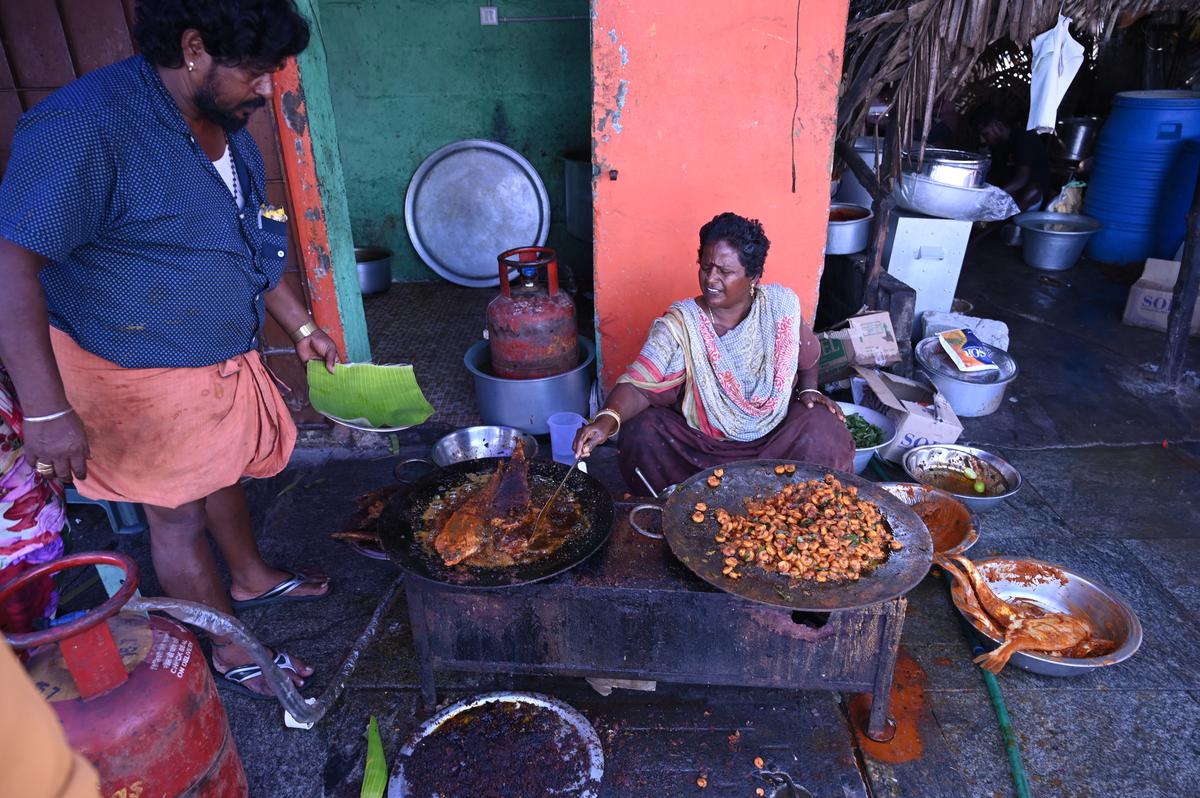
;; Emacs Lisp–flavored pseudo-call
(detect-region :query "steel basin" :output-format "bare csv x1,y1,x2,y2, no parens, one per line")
902,444,1022,512
464,336,594,435
948,557,1142,677
1013,212,1102,271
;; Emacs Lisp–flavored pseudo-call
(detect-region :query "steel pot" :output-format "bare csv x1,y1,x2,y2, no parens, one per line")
1054,116,1102,163
355,246,393,295
901,148,990,188
826,203,873,255
915,336,1017,417
464,336,595,435
902,444,1022,513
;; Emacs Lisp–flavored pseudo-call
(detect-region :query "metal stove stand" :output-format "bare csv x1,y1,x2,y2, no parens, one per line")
405,510,905,741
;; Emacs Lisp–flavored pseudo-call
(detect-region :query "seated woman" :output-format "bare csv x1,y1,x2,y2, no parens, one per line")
574,212,854,494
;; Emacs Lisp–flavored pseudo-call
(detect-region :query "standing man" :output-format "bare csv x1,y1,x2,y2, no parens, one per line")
0,0,335,696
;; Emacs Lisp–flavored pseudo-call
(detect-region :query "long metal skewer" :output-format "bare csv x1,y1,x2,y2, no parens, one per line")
533,456,580,532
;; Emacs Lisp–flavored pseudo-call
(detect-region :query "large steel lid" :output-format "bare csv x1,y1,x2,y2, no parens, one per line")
915,336,1019,385
405,139,550,287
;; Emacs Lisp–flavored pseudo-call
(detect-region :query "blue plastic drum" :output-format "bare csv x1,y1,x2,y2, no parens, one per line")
1083,91,1200,263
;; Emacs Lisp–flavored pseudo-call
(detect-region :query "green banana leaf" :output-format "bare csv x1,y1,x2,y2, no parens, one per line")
360,715,387,798
307,361,435,429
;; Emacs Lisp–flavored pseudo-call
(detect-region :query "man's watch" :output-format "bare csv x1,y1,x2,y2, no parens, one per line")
291,321,319,343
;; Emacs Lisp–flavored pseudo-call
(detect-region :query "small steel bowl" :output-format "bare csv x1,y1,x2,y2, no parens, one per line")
837,402,898,475
948,557,1142,677
902,444,1022,512
876,482,979,557
395,425,538,482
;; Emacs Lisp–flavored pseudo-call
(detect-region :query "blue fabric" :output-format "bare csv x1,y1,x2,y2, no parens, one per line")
0,56,288,368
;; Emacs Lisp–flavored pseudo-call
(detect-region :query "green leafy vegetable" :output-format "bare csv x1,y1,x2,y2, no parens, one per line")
845,413,884,449
361,716,386,798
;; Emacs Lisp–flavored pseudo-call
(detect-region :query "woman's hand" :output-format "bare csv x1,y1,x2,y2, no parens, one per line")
798,389,845,422
22,412,90,481
573,416,618,459
295,329,339,374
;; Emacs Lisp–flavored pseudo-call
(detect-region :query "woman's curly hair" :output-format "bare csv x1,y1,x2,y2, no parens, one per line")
134,0,310,71
698,212,771,278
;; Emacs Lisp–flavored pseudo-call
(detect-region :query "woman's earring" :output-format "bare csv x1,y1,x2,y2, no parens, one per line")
751,284,757,298
187,61,195,73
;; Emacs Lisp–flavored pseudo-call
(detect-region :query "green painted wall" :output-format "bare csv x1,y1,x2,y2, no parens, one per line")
318,0,592,282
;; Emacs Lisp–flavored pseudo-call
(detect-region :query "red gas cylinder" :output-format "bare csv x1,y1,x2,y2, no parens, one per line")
487,247,579,379
2,553,248,798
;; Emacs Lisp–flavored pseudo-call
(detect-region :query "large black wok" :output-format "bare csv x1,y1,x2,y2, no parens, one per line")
377,457,614,588
632,459,932,611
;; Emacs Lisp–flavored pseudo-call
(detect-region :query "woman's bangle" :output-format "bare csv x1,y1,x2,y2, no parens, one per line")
25,407,75,423
797,388,823,399
592,408,622,434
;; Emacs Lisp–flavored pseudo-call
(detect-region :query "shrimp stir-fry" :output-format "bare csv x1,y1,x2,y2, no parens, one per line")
712,474,900,582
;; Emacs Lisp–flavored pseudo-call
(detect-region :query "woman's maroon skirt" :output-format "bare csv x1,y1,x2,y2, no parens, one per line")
618,399,855,495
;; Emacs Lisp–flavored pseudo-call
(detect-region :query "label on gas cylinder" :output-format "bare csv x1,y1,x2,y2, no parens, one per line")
29,613,153,702
147,629,193,679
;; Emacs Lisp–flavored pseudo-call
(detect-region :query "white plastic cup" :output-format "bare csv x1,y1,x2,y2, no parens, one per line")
547,411,586,461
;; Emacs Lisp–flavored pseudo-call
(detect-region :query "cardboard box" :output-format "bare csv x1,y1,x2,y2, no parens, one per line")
818,312,901,382
1122,259,1200,337
855,367,963,463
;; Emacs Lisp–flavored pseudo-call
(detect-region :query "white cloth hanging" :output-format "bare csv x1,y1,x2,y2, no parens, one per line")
1028,14,1085,134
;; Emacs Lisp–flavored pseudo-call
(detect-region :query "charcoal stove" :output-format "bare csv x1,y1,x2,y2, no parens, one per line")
404,505,908,741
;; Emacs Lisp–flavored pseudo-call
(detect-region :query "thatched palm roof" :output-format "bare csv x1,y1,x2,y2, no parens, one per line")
839,0,1199,160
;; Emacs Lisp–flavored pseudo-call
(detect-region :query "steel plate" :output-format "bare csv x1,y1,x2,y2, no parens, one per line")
660,460,933,611
314,410,414,434
388,692,604,797
405,139,550,287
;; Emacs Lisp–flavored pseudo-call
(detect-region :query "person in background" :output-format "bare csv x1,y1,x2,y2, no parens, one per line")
0,366,65,636
970,103,1053,211
0,0,334,698
573,213,854,494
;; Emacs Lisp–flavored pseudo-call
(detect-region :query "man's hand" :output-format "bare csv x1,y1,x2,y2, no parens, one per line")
295,329,339,374
22,411,90,481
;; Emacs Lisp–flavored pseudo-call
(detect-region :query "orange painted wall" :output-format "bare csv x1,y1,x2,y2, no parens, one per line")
592,0,849,388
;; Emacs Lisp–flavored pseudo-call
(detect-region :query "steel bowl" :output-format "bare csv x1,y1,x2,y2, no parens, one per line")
948,557,1142,677
836,401,897,474
395,425,539,481
902,444,1022,512
876,482,979,557
901,148,991,188
915,336,1018,418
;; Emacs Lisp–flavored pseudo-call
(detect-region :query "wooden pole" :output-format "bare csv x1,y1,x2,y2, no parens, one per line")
862,126,899,308
1160,174,1200,385
834,138,883,203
